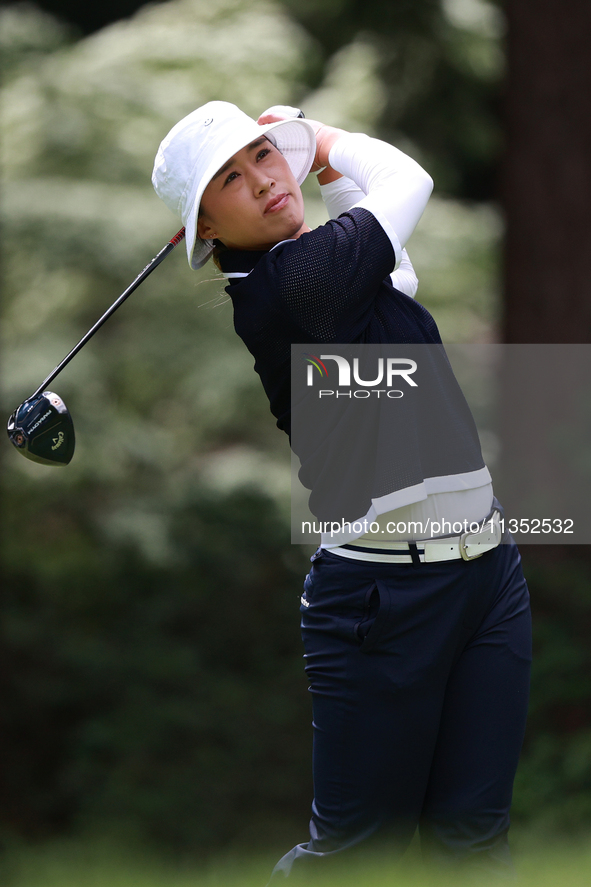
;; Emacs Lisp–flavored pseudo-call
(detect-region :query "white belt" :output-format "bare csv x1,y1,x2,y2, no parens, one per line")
325,511,503,564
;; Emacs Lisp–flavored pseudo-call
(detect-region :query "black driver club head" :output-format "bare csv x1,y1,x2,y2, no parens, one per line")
7,391,75,466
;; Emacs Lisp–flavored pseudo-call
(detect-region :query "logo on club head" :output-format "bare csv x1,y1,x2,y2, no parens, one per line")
51,431,65,451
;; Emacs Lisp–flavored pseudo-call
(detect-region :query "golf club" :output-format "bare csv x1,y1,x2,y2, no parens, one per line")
7,227,186,466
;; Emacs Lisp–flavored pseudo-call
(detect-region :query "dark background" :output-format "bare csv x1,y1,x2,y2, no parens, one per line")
6,0,151,35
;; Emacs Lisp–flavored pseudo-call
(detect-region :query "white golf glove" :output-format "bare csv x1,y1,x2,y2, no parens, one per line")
258,105,305,120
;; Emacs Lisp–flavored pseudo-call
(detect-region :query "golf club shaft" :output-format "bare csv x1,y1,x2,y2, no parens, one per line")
29,228,186,401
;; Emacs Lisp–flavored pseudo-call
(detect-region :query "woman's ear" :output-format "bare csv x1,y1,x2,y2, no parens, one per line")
197,215,217,240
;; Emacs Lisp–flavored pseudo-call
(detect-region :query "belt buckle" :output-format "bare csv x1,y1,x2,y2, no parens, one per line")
459,510,501,561
459,530,483,561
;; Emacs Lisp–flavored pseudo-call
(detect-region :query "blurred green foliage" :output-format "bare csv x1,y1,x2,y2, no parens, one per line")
1,1,316,849
1,0,590,860
278,0,505,198
1,480,312,848
2,834,591,886
512,553,591,840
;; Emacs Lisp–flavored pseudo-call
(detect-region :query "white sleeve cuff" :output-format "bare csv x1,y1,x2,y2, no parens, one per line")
389,248,419,297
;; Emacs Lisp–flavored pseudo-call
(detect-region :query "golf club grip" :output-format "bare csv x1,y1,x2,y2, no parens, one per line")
30,228,186,400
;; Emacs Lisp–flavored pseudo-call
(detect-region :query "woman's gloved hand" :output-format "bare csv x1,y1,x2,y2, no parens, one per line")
257,106,345,181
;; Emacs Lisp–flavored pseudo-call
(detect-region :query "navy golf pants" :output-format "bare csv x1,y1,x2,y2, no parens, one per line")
268,537,531,881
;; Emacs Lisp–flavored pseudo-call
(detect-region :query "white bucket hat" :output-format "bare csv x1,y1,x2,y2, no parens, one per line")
152,101,317,269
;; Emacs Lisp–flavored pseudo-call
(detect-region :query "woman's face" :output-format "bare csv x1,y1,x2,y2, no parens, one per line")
196,136,309,251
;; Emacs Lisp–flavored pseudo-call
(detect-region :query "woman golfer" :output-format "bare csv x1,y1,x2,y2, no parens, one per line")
152,102,531,881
